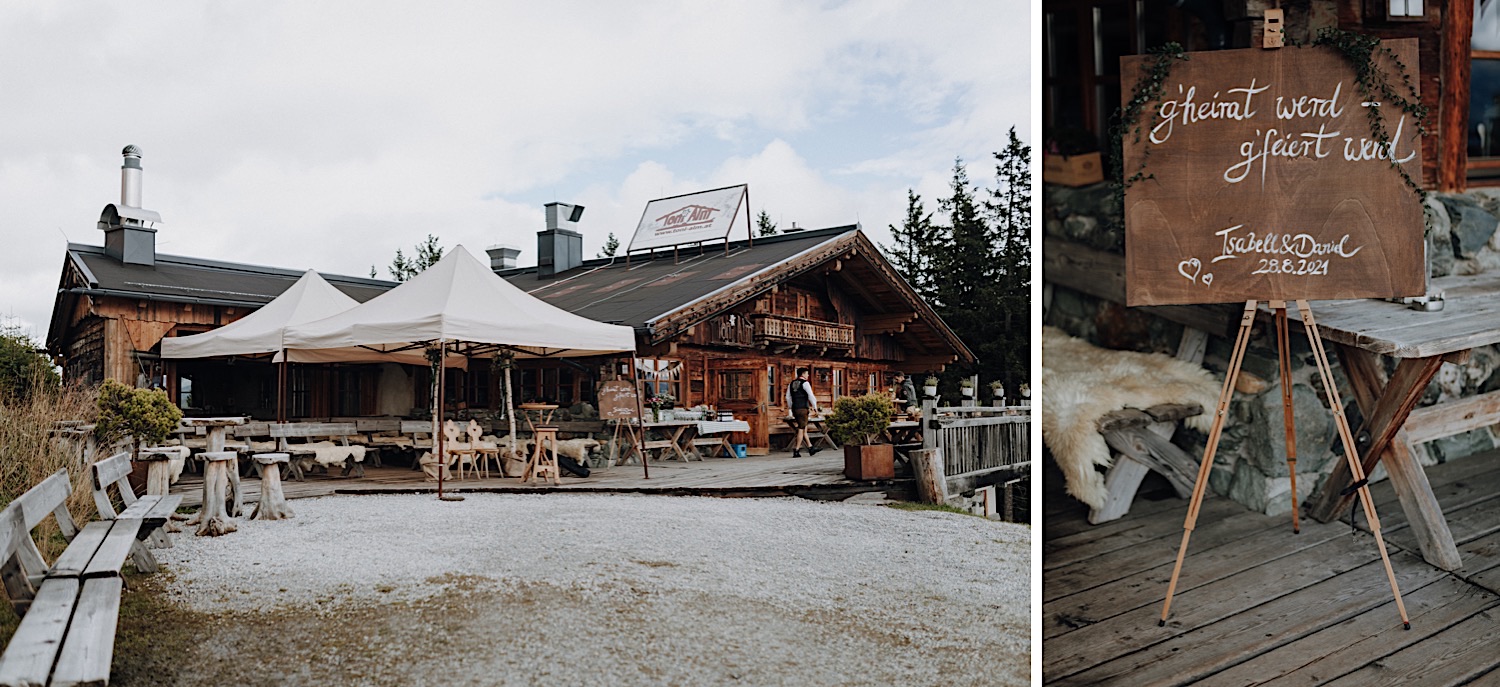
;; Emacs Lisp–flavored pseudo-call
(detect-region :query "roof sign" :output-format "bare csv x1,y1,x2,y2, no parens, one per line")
627,184,748,252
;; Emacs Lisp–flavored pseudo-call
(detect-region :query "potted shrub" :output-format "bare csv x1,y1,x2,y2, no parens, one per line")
826,394,895,480
922,376,939,398
96,380,183,494
990,380,1005,407
96,379,182,459
960,378,974,399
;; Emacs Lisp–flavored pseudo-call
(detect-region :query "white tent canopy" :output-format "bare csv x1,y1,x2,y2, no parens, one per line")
161,270,358,360
281,245,637,361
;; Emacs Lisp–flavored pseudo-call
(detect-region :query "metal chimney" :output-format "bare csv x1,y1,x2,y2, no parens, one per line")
486,244,522,271
121,144,143,207
537,202,584,277
99,145,161,267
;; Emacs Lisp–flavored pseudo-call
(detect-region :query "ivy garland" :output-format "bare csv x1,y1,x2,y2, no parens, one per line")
1110,30,1428,202
1309,28,1429,199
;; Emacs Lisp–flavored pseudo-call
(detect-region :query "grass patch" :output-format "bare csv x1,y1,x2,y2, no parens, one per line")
884,502,976,516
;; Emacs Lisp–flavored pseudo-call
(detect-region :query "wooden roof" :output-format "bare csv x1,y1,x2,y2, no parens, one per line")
500,227,974,364
48,227,974,365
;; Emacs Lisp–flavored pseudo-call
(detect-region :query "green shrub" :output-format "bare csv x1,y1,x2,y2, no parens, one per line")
96,380,182,457
0,326,59,402
825,394,895,446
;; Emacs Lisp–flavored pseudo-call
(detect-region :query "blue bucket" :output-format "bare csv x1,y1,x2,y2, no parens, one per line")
732,443,748,459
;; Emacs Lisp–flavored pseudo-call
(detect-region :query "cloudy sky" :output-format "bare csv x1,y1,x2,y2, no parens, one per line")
0,1,1029,340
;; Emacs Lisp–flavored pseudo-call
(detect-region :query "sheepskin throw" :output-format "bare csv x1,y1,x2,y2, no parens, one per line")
1042,326,1221,509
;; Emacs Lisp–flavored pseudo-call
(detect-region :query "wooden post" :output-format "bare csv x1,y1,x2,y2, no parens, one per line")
912,448,947,504
251,453,294,521
196,451,237,536
921,399,936,451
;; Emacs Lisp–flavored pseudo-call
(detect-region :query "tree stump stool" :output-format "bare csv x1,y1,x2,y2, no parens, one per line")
523,427,561,485
251,453,294,521
197,451,239,536
137,449,182,536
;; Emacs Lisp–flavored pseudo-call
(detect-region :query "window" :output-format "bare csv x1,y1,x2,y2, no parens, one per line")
768,364,777,404
832,368,843,401
720,371,755,401
1472,2,1500,182
1043,1,1204,159
637,358,682,403
518,365,577,405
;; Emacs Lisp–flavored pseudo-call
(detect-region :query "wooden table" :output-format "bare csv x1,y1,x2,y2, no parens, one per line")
885,420,923,446
181,417,247,518
1288,272,1500,571
780,416,838,450
641,421,699,462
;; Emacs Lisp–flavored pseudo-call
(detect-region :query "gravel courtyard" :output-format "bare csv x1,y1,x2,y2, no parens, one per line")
117,494,1029,686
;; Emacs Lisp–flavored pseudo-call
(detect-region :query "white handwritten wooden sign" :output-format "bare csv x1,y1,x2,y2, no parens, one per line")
1121,41,1424,306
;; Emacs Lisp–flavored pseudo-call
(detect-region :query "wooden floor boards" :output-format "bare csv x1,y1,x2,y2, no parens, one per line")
1044,450,1500,686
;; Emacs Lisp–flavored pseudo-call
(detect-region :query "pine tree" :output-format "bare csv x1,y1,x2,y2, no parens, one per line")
387,235,444,282
880,190,939,302
756,210,778,236
598,232,620,258
985,128,1033,398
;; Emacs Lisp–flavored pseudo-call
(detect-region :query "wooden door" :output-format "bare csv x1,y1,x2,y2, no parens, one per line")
711,362,771,454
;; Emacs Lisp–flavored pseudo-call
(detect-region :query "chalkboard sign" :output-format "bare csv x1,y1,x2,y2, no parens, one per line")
1120,41,1424,306
598,381,640,420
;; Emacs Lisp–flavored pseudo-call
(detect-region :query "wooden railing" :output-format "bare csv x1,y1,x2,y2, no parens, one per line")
750,314,855,347
921,402,1030,478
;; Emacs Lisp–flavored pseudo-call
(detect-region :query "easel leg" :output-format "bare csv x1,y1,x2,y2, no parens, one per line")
1160,301,1258,626
1273,302,1300,534
1298,300,1410,630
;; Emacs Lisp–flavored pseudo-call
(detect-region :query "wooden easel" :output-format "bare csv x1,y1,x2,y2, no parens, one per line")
1159,300,1410,630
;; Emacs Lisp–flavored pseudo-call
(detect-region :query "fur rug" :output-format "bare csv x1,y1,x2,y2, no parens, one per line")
1042,326,1221,509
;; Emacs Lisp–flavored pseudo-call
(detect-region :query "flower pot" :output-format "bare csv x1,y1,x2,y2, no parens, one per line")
843,444,895,480
961,387,973,398
922,385,937,397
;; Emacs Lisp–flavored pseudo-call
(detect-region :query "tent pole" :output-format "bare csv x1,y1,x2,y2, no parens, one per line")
277,357,287,424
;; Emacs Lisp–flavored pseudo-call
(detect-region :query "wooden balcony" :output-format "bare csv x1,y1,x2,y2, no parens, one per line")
750,314,855,347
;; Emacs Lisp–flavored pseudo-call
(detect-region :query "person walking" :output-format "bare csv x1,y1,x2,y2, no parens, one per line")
785,368,821,457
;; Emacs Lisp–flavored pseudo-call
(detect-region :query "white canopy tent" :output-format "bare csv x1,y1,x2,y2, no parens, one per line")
281,245,636,361
162,270,355,360
281,246,641,495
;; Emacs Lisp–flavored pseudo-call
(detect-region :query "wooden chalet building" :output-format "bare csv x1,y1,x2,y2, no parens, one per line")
48,148,973,452
495,221,974,451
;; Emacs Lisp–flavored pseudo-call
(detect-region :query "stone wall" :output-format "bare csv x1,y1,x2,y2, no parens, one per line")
1044,181,1500,515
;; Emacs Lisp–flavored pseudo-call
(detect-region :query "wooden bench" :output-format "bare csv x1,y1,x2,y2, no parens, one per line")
268,422,365,480
1090,403,1205,524
0,469,148,687
91,452,185,572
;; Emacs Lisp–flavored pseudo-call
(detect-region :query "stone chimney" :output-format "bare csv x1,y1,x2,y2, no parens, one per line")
486,244,522,271
98,145,162,267
537,202,584,277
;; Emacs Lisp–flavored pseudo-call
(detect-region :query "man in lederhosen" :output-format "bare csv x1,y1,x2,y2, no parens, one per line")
785,367,822,457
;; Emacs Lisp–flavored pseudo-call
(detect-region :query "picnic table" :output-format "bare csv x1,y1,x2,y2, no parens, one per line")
1285,271,1500,571
641,419,751,461
780,415,838,451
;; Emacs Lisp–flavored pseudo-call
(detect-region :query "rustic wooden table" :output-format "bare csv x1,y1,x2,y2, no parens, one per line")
1287,272,1500,571
181,416,247,518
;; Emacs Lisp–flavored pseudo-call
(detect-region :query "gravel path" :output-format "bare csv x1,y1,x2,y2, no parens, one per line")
143,494,1028,686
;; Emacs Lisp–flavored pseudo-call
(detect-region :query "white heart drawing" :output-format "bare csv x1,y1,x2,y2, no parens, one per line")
1202,273,1213,287
1178,258,1202,283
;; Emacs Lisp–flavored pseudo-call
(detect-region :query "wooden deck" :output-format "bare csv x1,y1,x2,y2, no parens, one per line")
171,451,915,508
1043,450,1500,686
